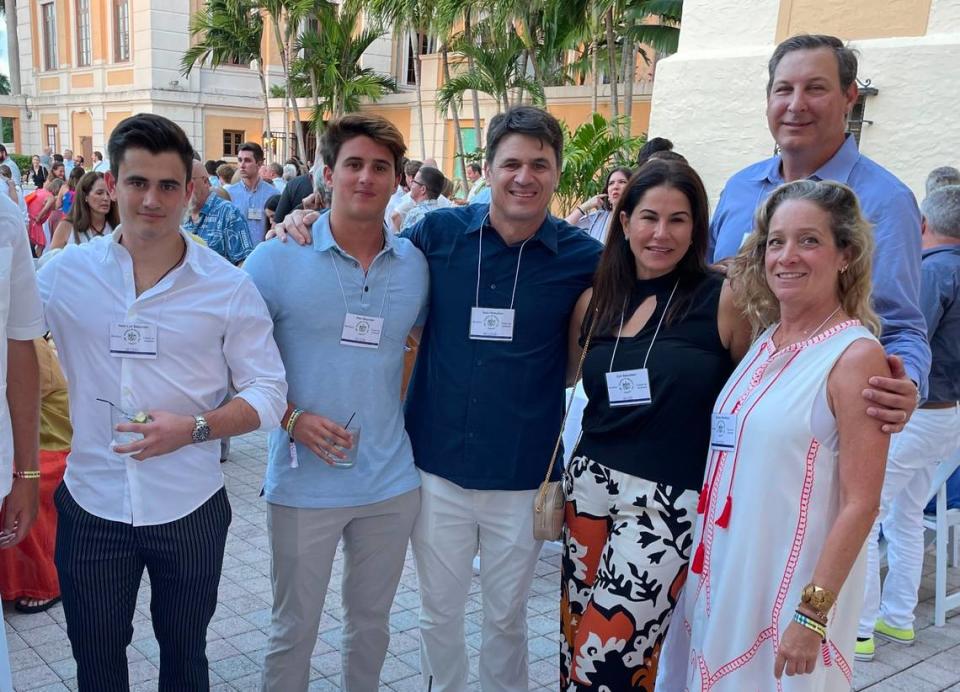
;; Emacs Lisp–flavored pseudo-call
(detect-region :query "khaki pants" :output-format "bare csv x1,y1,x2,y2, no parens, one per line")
261,489,420,692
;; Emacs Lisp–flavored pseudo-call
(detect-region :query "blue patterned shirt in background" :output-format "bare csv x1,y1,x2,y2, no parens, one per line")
183,193,254,265
400,199,445,233
226,178,277,245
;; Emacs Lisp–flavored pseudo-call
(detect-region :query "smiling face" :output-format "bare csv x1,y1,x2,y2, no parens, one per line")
766,48,858,166
620,184,694,280
106,147,192,241
606,170,630,207
764,198,849,307
486,133,559,229
323,134,399,224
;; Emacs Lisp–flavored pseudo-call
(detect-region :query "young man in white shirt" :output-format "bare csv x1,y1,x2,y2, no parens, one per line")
37,114,287,691
0,192,44,690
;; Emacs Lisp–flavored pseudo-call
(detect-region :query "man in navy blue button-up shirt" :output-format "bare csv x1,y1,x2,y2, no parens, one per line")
270,107,603,691
403,107,601,691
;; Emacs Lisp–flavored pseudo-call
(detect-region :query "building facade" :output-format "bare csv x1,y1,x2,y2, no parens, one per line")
648,0,960,204
0,1,655,183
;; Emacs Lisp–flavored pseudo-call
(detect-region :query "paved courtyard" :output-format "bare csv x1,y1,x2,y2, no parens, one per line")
4,431,960,691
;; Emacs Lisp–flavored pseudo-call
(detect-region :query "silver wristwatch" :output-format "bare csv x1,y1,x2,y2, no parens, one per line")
191,414,211,443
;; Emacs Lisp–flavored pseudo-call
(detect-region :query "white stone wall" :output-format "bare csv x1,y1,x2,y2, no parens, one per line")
649,0,960,206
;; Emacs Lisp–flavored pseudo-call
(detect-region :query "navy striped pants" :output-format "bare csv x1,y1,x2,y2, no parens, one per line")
54,483,231,691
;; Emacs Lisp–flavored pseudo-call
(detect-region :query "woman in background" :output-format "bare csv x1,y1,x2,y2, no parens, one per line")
0,337,71,613
566,166,633,243
49,171,119,250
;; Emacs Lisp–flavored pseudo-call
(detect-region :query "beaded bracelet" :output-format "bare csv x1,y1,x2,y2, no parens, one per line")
285,408,304,436
793,610,827,640
12,470,40,480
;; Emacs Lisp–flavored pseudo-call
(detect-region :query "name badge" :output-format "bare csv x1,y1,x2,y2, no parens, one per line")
109,323,158,359
605,368,652,407
340,313,384,348
469,307,515,342
710,413,738,450
248,207,263,221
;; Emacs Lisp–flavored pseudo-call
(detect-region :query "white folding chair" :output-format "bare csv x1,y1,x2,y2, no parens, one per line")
922,448,960,626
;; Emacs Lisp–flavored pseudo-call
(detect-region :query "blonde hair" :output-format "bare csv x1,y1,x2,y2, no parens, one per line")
729,179,880,336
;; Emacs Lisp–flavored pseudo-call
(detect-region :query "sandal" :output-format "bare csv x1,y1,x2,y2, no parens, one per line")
14,596,62,614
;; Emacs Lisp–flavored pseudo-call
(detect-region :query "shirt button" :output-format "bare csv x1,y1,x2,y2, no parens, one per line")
490,283,496,290
476,360,482,367
472,397,478,403
364,286,369,292
468,432,474,438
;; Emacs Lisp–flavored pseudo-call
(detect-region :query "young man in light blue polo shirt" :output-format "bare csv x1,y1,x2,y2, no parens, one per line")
244,114,428,692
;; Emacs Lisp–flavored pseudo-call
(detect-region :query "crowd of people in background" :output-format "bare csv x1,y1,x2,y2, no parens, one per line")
0,30,958,692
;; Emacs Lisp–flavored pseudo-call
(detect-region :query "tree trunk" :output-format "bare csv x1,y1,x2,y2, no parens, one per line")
591,40,598,112
5,0,21,95
441,45,468,185
283,44,306,161
604,8,619,129
623,42,636,133
463,9,482,151
516,50,529,106
410,32,427,158
258,67,273,163
271,13,304,161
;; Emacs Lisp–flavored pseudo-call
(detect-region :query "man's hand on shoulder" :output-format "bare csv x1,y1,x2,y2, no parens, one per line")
268,209,318,244
862,354,918,434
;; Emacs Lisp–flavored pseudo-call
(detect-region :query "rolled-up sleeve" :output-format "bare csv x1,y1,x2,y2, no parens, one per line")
871,188,931,396
223,275,287,429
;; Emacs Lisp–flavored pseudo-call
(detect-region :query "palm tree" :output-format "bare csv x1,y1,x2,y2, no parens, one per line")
182,0,271,154
620,0,682,130
259,0,319,161
365,0,435,157
0,73,10,96
1,0,21,95
293,1,398,123
436,28,544,115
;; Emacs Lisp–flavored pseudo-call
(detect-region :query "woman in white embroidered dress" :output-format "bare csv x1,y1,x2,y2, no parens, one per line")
659,179,891,691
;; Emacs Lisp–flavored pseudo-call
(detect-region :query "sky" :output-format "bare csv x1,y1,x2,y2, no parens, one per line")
0,22,9,77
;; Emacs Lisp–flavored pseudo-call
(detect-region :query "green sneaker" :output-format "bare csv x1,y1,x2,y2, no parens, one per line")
875,618,915,645
855,637,875,662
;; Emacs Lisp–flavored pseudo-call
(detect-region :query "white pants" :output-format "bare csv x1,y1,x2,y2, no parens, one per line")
412,471,543,692
859,406,960,636
261,489,420,692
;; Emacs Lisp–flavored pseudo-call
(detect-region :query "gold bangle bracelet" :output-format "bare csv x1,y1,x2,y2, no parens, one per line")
12,470,40,480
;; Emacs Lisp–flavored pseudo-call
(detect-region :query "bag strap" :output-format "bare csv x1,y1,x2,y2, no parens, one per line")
536,308,597,510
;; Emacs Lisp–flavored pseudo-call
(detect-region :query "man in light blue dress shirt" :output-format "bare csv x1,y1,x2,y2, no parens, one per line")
225,142,277,246
710,33,931,415
245,114,428,692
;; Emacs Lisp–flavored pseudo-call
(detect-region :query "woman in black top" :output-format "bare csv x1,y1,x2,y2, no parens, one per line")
30,155,49,188
559,160,752,690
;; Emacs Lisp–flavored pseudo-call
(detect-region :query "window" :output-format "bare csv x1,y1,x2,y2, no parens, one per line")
401,32,435,86
41,2,58,72
114,0,130,62
46,125,59,151
223,130,244,157
76,0,92,67
846,82,879,147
